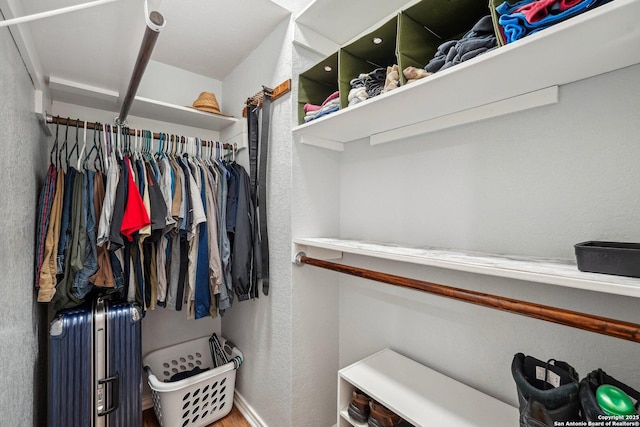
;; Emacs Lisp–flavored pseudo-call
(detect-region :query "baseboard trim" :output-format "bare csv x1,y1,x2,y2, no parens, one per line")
142,389,266,426
142,393,154,411
234,390,268,427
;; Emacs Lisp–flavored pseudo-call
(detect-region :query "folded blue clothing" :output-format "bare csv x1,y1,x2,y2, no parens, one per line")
305,104,340,122
497,0,605,43
425,16,497,73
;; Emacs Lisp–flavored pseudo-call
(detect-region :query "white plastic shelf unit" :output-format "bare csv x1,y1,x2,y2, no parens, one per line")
338,348,518,427
292,0,640,150
292,238,640,298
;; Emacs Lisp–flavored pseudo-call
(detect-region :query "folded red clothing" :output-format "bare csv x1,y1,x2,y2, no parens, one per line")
514,0,582,23
304,103,321,113
321,90,340,107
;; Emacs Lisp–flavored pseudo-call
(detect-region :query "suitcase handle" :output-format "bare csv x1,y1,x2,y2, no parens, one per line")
97,375,120,416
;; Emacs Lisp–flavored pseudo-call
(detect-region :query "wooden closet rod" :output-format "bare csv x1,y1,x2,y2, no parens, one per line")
295,254,640,344
115,10,165,125
46,115,234,149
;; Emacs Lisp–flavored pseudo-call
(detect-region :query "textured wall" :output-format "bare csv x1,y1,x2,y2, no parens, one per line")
220,14,298,427
337,64,640,406
0,22,49,427
290,45,342,427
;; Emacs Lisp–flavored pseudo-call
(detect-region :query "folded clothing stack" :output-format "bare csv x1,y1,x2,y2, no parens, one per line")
425,15,497,74
496,0,611,44
348,67,388,106
304,91,340,122
403,66,431,85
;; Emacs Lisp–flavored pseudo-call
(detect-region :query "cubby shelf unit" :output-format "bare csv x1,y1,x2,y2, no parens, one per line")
292,0,640,151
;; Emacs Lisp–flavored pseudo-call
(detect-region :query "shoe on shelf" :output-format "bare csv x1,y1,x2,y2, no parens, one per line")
348,389,371,423
368,400,411,427
511,353,581,427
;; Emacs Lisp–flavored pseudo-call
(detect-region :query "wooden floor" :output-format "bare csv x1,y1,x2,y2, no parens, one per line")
143,405,251,427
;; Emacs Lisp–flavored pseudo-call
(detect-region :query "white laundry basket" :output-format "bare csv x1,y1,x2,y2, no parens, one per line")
143,335,243,427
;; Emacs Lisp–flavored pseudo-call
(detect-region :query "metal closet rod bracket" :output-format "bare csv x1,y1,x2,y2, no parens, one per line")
294,252,306,266
295,253,640,344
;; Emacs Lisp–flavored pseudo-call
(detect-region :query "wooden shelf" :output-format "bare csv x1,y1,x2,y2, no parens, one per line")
293,0,640,150
338,348,518,427
293,238,640,298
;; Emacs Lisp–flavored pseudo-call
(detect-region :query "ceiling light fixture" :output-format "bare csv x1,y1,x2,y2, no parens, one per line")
372,37,383,44
324,66,333,72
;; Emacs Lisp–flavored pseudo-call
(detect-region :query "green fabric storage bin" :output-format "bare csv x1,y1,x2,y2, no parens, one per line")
489,0,511,46
297,0,495,118
297,52,339,125
338,16,399,109
398,0,491,83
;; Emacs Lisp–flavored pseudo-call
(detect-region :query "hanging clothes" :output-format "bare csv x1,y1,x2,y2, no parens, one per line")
34,120,265,319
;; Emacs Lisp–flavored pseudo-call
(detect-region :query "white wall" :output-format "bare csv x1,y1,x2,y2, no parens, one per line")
218,0,349,423
336,64,640,406
0,20,49,427
136,60,224,110
290,43,342,426
219,15,296,427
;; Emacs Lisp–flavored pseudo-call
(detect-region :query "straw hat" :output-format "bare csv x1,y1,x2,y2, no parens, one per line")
190,92,232,117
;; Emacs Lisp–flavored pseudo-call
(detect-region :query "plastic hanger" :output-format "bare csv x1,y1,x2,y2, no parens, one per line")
82,124,95,171
147,130,155,163
50,116,60,168
116,125,123,159
67,119,80,169
156,131,164,158
169,134,176,158
58,118,69,170
180,135,186,157
102,123,111,170
133,128,140,161
77,120,88,171
214,141,230,179
82,123,102,172
93,124,104,172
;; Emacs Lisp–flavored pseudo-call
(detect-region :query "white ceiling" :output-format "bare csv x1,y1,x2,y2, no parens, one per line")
21,0,291,95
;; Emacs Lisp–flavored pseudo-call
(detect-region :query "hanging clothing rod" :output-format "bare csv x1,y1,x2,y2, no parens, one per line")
45,115,234,149
115,9,165,125
295,254,640,344
0,0,123,28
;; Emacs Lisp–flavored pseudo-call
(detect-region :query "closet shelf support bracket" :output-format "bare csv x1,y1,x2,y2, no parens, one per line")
292,246,342,264
297,134,344,151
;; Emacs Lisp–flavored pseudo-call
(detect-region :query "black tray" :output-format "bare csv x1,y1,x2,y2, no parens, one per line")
574,241,640,278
